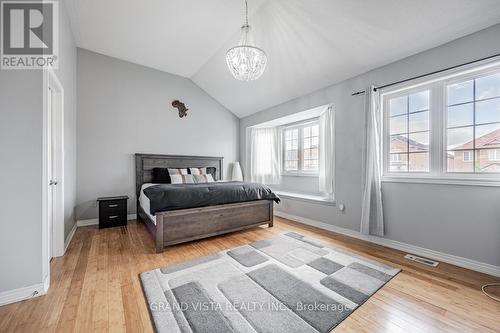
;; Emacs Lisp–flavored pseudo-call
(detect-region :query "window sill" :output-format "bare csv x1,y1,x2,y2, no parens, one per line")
281,173,319,178
274,191,335,205
382,175,500,187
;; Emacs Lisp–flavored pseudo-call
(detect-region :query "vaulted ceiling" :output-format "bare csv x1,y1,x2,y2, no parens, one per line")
66,0,500,118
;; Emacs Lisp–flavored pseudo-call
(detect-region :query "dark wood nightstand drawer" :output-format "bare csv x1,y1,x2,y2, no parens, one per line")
100,213,127,227
97,196,129,229
100,199,126,213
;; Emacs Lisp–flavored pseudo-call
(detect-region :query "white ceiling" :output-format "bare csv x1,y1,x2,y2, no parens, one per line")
66,0,500,118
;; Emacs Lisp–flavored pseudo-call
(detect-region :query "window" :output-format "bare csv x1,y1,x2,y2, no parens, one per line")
489,149,500,161
284,128,299,171
446,73,500,173
282,120,319,174
388,90,430,172
463,151,473,162
382,62,500,180
390,152,401,162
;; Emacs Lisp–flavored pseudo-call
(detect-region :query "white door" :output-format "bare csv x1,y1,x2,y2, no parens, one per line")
43,70,65,293
47,86,57,259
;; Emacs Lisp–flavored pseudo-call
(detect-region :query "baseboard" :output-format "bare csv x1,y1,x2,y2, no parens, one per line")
43,274,50,293
64,222,77,253
76,218,98,227
274,210,500,278
77,214,137,227
0,281,47,306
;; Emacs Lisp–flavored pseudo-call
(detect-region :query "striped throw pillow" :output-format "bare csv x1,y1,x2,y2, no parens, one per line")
170,174,195,184
189,167,207,175
193,174,214,183
168,168,188,175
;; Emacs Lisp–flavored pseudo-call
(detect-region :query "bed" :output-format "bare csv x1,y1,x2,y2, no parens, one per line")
135,153,278,252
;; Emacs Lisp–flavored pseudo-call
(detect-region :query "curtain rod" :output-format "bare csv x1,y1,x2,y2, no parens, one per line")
351,52,500,96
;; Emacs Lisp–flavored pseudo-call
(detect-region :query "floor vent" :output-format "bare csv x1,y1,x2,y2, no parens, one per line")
404,254,439,267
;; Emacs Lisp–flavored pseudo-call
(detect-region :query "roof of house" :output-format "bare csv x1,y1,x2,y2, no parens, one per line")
391,135,429,150
452,128,500,150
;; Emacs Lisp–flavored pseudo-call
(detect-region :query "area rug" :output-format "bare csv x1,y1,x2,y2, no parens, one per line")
140,232,400,333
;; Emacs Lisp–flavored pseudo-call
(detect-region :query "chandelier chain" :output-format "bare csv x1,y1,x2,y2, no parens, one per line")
244,0,248,27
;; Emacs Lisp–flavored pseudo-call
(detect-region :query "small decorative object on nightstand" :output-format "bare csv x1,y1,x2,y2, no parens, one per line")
97,196,129,229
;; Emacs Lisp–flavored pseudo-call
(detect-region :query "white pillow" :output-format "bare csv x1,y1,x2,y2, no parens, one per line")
193,174,214,183
170,174,195,184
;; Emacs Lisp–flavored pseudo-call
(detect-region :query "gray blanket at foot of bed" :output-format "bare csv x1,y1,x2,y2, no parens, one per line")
143,181,280,214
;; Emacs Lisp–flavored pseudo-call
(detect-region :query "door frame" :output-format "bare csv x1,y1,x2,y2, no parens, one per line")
42,68,65,291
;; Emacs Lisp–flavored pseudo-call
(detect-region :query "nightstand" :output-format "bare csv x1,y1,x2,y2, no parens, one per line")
97,196,129,229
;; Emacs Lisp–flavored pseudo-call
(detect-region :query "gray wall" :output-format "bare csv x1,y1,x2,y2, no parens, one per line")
271,176,320,196
0,1,77,293
76,49,239,220
240,24,500,267
0,71,44,293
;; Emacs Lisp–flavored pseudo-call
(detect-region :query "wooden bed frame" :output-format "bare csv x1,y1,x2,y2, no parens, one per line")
135,154,274,252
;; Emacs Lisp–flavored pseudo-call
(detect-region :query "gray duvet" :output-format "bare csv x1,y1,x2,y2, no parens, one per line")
143,181,280,214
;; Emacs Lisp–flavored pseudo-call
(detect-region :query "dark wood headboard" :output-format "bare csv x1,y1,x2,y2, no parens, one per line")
134,153,223,197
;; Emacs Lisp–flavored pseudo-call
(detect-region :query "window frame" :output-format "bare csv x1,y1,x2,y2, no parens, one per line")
281,118,320,177
381,59,500,186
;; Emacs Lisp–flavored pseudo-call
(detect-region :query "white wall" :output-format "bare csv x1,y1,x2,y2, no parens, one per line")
240,24,500,267
0,0,77,293
76,49,240,220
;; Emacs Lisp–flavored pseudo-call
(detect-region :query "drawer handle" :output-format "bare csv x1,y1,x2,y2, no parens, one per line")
108,215,118,219
108,204,119,208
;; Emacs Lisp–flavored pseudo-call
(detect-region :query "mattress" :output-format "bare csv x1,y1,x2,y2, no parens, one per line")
139,183,157,224
139,182,231,224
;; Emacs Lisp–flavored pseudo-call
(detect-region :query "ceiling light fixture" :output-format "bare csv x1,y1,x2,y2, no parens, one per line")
226,0,267,81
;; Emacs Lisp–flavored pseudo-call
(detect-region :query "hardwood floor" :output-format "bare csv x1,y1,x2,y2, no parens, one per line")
1,217,499,332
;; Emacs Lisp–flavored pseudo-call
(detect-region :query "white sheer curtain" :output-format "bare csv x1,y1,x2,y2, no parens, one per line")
319,105,334,199
360,86,384,236
249,127,280,184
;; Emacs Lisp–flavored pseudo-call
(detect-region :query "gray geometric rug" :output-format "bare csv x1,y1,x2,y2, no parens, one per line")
140,232,400,333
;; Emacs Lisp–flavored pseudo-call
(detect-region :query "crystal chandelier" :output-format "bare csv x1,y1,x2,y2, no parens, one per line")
226,0,267,81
